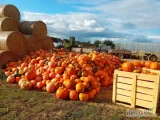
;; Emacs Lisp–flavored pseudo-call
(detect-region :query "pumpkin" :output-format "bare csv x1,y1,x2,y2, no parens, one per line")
87,91,94,100
133,61,141,67
46,82,56,93
20,81,32,89
18,78,28,86
63,79,76,90
55,67,64,74
56,87,69,100
25,70,36,80
95,87,100,94
7,75,15,83
101,78,109,87
66,66,76,76
36,82,44,89
150,62,160,70
79,93,89,102
75,83,85,93
83,81,89,89
69,90,79,101
145,61,153,68
122,62,134,72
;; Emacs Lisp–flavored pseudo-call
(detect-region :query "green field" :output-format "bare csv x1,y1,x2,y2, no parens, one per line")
1,79,159,120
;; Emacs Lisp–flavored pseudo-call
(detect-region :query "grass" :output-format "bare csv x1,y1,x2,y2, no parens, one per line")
0,79,159,120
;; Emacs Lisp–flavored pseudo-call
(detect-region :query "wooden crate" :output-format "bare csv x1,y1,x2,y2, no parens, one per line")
112,70,160,114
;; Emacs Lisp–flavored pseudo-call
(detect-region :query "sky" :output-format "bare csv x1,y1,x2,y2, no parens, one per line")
1,0,160,44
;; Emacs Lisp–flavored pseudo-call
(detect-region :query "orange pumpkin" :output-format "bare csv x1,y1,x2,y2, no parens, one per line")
122,62,134,72
79,93,89,102
25,70,36,80
63,79,76,90
133,61,141,67
69,90,79,101
55,67,64,74
87,91,94,100
46,82,56,93
56,87,69,100
66,66,76,76
75,83,85,93
145,61,153,68
101,78,109,87
7,75,15,83
150,62,160,70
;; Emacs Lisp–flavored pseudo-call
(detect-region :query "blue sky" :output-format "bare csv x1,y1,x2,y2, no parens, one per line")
1,0,160,43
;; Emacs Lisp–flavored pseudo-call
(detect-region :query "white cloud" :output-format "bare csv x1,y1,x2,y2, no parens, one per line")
84,20,96,27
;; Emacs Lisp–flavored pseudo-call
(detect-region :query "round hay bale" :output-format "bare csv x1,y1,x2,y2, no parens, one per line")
0,50,18,68
0,17,19,31
0,31,28,57
0,4,20,21
24,35,43,52
19,21,47,38
42,36,54,50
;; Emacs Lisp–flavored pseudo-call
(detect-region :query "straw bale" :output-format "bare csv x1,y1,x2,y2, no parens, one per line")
0,50,18,68
0,31,28,57
24,35,43,52
42,36,54,50
0,17,19,31
19,21,47,38
0,4,20,21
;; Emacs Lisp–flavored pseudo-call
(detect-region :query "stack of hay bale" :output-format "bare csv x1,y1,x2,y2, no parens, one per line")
19,20,54,52
0,4,54,68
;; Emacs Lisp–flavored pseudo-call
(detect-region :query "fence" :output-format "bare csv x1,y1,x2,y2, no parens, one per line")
115,42,160,52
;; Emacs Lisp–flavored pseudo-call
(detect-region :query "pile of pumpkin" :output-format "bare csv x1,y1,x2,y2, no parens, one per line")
2,49,121,101
120,60,160,75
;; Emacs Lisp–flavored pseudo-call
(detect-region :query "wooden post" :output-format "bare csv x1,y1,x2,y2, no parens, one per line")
131,75,137,108
152,76,160,114
112,74,117,103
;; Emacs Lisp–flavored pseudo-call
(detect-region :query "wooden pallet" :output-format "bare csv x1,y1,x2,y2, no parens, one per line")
112,70,160,114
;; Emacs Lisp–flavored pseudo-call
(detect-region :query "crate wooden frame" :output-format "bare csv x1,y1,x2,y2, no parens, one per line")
112,70,160,114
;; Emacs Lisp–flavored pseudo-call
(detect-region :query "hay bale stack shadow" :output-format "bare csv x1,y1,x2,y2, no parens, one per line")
0,50,18,68
24,35,43,52
42,36,54,50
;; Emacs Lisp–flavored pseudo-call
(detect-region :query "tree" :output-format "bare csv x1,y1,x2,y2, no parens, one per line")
94,40,101,47
103,40,115,49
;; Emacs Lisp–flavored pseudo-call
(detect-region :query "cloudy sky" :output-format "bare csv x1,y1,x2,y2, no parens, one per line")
1,0,160,43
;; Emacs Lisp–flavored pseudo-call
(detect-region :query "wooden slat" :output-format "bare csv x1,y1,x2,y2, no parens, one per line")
152,76,160,114
112,74,117,103
136,93,153,101
117,83,132,90
136,99,153,108
116,94,131,103
116,103,131,108
131,75,137,108
114,70,134,78
117,88,132,97
117,77,132,84
115,70,158,82
137,80,154,89
137,74,159,82
137,87,153,95
143,68,160,75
